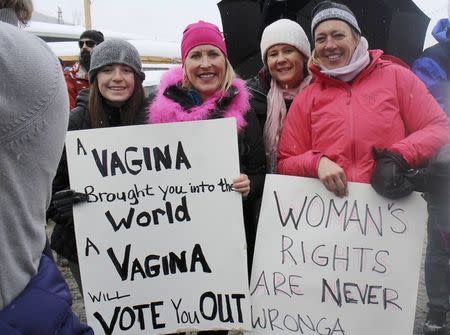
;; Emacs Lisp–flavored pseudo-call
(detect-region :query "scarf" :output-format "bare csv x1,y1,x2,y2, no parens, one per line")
264,76,311,172
148,67,250,132
320,37,370,82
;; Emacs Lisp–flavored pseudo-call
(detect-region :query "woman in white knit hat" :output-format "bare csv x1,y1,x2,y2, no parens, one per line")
247,18,312,173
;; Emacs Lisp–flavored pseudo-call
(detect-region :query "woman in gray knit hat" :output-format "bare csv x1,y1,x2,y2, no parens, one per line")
49,39,149,291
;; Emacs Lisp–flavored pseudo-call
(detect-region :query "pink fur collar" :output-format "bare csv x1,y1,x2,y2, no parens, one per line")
147,66,250,132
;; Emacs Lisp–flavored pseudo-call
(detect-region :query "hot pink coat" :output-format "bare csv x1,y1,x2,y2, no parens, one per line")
278,50,450,183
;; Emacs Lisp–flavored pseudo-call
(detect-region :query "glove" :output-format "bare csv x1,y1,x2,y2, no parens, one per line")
51,189,88,220
75,88,89,108
371,148,414,199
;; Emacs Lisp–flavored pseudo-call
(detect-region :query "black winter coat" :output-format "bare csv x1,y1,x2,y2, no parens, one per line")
246,68,270,132
49,90,149,262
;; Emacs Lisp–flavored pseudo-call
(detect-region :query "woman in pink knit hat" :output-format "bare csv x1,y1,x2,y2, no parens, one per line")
148,20,265,200
147,22,266,330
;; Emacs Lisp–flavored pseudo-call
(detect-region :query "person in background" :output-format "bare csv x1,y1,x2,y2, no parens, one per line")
0,0,92,333
65,29,104,109
247,18,311,173
412,16,449,113
147,20,266,312
278,1,449,200
412,9,450,335
49,39,149,292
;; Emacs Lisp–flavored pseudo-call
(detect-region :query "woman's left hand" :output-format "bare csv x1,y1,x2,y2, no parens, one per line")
233,174,251,197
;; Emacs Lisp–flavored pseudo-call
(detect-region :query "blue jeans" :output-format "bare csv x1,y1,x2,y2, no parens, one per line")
425,202,450,312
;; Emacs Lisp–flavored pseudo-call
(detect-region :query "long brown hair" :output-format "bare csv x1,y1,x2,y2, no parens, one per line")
88,72,144,128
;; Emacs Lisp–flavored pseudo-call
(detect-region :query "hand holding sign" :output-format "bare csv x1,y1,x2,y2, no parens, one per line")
317,156,348,198
232,173,251,197
51,189,88,219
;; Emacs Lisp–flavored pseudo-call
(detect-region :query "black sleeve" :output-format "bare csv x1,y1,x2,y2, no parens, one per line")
239,109,267,200
146,85,159,103
247,76,268,131
238,108,267,274
47,109,85,224
68,104,89,130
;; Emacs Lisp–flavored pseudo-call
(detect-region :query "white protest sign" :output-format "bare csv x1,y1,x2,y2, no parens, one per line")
250,174,426,334
65,118,251,334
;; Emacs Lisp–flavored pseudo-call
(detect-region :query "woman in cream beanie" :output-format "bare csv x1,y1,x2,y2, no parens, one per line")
248,18,312,173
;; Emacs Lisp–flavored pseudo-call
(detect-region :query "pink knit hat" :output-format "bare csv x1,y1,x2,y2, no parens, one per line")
181,21,227,63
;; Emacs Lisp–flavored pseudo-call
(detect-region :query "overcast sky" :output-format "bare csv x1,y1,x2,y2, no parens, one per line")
32,0,448,47
32,0,222,42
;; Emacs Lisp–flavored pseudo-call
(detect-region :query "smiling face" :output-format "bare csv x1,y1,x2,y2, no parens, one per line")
184,44,226,100
266,43,305,88
97,64,135,105
314,20,359,70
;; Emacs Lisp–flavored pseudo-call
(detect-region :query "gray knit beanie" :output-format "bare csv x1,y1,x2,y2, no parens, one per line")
260,19,311,66
311,1,361,37
88,39,145,83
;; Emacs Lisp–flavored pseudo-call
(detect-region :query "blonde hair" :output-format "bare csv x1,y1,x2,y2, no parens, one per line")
0,0,33,24
182,57,235,93
308,49,320,67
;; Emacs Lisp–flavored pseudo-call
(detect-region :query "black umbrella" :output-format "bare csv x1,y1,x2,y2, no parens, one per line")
217,0,430,79
217,0,263,79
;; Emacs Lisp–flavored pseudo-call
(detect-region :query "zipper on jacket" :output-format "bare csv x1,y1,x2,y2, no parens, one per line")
347,86,356,181
346,86,351,105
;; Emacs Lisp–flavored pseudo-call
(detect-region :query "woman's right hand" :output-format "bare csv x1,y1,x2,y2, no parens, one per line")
317,156,348,197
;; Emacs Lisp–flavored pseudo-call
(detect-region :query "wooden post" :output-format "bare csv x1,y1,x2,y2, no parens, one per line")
84,0,92,29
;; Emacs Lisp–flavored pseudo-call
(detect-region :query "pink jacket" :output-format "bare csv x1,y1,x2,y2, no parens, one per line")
278,50,450,183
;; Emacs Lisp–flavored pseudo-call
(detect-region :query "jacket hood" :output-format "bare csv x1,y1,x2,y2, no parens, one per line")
147,66,250,131
0,21,69,309
432,18,450,44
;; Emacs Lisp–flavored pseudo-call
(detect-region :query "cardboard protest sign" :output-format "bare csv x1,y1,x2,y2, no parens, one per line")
65,118,251,334
250,174,426,334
